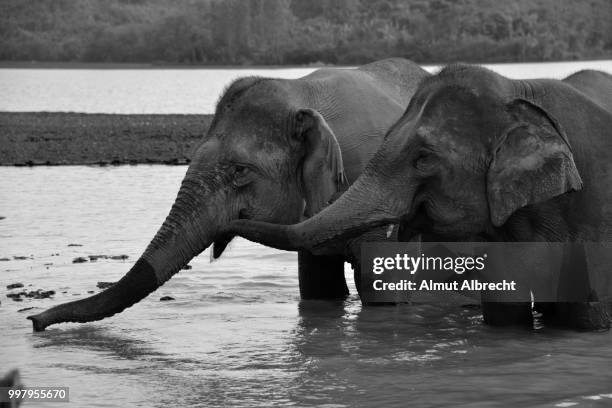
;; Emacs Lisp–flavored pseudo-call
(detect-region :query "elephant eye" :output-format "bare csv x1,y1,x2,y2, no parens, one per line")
414,149,437,171
232,164,253,187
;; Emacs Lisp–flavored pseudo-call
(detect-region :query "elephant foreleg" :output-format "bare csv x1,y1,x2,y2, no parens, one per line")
481,302,534,327
537,302,611,331
298,250,348,299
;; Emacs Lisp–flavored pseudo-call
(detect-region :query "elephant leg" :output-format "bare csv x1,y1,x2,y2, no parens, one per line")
539,302,611,331
298,250,348,300
352,262,362,297
481,302,533,327
545,246,612,330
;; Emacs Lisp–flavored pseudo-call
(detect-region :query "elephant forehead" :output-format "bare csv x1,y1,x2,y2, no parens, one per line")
418,122,477,151
214,107,290,143
221,132,290,163
195,132,289,166
411,121,488,173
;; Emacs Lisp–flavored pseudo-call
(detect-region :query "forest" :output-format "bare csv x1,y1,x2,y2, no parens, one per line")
1,0,611,65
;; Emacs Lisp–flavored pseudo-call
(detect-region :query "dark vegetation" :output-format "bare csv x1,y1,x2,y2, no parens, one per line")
1,0,610,65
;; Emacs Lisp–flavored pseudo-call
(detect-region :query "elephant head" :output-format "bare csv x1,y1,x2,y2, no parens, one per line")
28,77,346,331
225,65,583,253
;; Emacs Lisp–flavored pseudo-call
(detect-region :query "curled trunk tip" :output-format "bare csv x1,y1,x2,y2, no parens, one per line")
27,315,45,332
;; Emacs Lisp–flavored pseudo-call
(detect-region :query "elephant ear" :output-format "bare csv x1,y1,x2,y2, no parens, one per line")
486,99,583,227
295,108,347,217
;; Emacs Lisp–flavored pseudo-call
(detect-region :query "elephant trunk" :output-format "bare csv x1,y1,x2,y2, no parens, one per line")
28,177,218,331
228,174,401,254
28,258,160,331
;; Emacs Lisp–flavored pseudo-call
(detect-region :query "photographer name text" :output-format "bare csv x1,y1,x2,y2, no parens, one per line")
373,279,516,291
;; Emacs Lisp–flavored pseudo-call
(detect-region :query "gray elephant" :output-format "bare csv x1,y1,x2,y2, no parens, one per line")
222,65,612,330
563,69,612,111
28,58,429,331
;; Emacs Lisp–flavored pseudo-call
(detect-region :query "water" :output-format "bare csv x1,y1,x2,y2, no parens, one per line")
1,60,611,114
1,167,611,407
2,62,612,406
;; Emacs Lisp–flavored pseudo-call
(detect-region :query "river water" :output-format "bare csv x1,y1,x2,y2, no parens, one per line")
1,60,611,114
1,63,612,407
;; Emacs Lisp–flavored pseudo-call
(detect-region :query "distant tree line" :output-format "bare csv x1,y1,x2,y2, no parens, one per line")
1,0,610,65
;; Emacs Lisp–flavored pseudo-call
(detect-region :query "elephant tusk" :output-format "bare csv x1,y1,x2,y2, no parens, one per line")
210,243,217,263
386,224,394,238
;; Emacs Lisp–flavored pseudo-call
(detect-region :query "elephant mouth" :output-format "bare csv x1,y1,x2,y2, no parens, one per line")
211,210,250,260
397,202,432,241
398,203,487,242
211,236,233,260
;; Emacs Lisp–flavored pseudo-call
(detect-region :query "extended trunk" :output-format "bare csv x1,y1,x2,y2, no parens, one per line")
227,175,401,254
28,177,217,331
28,258,160,331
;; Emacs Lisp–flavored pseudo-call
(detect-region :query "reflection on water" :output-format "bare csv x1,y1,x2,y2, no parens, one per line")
1,166,612,407
1,60,611,114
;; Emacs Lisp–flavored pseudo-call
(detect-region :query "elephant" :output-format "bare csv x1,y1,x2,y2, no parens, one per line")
28,58,430,331
563,69,612,111
221,64,612,330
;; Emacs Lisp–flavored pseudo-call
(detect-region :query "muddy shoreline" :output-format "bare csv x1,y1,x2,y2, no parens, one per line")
0,112,213,166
